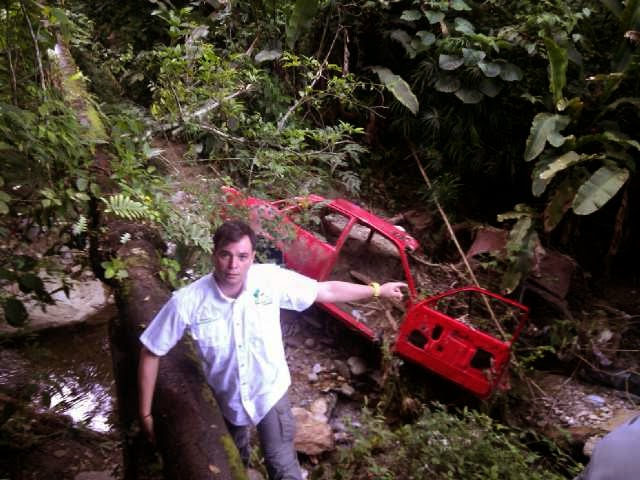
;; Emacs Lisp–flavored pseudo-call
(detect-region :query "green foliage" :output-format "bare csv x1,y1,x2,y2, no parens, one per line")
158,256,185,290
520,1,640,233
495,206,539,294
372,67,419,114
316,404,576,480
101,193,158,221
100,257,129,281
0,254,59,327
142,13,370,197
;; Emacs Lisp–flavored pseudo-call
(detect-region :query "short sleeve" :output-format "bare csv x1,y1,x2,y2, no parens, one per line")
276,266,319,312
139,294,188,355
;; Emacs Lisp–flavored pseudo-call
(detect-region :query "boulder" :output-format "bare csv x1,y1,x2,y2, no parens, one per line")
292,405,335,455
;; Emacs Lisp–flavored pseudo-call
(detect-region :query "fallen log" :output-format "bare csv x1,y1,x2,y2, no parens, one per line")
91,157,245,480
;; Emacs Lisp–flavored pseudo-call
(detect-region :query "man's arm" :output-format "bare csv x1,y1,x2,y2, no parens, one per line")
316,280,407,303
138,346,160,443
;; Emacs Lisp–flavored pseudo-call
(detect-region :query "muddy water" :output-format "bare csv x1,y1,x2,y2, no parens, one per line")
0,323,116,432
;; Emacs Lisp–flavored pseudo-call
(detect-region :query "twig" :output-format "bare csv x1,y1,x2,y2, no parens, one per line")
408,251,441,267
385,310,398,331
20,0,45,90
155,84,254,133
5,1,18,104
198,124,246,144
410,146,507,340
277,26,342,131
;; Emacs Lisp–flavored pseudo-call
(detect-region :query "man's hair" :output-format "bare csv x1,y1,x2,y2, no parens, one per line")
213,220,257,251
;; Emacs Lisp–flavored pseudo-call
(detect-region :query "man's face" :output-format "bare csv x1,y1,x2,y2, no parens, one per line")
213,235,255,294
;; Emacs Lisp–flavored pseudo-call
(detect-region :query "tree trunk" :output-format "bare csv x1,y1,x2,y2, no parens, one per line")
90,159,246,480
51,36,246,479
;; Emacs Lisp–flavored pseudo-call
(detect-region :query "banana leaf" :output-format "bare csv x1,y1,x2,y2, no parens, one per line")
572,164,629,215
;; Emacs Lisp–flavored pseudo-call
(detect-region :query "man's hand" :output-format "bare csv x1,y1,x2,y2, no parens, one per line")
140,413,156,444
379,281,408,301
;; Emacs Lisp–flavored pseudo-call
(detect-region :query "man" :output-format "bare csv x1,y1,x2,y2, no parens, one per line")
574,413,640,480
138,220,406,480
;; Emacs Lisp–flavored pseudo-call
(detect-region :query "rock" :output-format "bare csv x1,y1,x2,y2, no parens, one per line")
247,468,265,480
583,435,602,457
0,274,116,336
526,373,639,455
339,383,356,398
285,336,303,348
304,338,316,349
586,394,606,407
307,372,318,383
74,470,116,480
333,359,351,380
347,356,367,376
292,407,334,455
309,397,329,422
54,449,67,458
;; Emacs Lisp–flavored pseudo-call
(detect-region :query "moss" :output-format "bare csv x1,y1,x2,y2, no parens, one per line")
221,433,249,480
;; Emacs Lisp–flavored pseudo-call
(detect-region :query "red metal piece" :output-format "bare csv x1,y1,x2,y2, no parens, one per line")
222,187,529,397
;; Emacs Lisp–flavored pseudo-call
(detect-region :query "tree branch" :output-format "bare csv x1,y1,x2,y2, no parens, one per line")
277,26,343,131
154,84,254,134
410,146,507,339
19,0,45,91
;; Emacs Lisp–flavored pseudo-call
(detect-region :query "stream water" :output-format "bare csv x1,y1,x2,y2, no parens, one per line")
0,323,116,432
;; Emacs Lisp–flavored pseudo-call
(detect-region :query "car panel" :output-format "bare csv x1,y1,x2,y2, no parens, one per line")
222,187,528,397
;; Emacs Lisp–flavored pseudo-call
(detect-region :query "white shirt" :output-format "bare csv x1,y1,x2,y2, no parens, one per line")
140,263,318,426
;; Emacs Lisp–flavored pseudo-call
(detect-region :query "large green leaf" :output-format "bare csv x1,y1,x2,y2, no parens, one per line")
439,54,464,70
572,165,630,215
478,61,501,78
454,17,475,34
3,297,28,327
434,74,461,93
454,88,483,104
524,113,571,162
499,63,523,82
391,30,417,58
254,49,282,63
479,78,502,97
18,273,45,294
416,31,436,47
451,0,472,11
401,10,422,21
544,174,583,232
425,10,445,24
543,37,569,108
372,67,419,114
462,48,486,66
531,151,582,197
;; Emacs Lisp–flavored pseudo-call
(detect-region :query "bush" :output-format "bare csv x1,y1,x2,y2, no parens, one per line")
316,404,577,480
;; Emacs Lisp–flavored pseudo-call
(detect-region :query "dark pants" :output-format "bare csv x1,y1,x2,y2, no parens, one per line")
225,393,302,480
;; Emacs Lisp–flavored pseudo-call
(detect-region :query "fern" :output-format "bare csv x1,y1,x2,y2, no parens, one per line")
72,215,88,235
101,194,151,220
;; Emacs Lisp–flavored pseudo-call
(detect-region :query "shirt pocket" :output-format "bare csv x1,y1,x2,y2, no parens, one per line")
190,317,230,348
248,304,279,338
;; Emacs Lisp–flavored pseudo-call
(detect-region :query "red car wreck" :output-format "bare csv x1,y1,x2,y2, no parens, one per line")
223,187,529,398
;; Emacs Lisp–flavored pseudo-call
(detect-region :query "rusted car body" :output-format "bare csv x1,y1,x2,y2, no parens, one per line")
223,187,529,398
